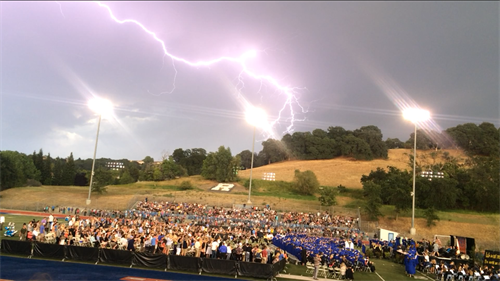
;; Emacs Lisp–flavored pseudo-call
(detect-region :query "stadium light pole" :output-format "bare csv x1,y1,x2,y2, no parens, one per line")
403,108,430,235
245,107,267,205
86,98,113,205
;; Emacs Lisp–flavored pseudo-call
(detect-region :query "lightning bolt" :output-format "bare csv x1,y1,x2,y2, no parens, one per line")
94,1,307,138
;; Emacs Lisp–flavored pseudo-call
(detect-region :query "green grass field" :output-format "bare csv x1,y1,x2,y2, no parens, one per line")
280,258,432,281
0,214,43,240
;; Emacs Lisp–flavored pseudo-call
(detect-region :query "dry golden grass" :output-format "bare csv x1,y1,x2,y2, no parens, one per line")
238,149,467,188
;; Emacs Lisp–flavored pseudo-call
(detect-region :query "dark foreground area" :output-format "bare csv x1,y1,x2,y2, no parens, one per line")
0,255,238,281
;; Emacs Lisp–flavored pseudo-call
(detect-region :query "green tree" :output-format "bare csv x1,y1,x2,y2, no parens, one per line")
261,139,289,164
61,153,76,185
327,126,349,142
91,167,113,194
152,166,164,181
139,156,155,181
172,148,186,165
406,129,436,150
201,146,239,182
353,125,388,158
415,176,459,210
32,149,44,182
319,186,337,206
119,170,135,184
237,150,254,169
446,122,500,156
385,138,405,149
293,170,319,195
143,156,155,165
2,150,40,186
184,148,207,175
126,161,141,181
0,151,18,190
465,155,500,212
42,153,53,185
161,157,187,180
340,135,373,160
362,181,383,221
361,166,412,219
52,157,65,185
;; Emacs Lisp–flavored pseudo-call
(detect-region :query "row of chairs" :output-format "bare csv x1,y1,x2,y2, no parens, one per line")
305,262,370,279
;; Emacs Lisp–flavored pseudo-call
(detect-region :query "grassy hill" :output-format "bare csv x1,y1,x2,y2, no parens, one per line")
238,148,467,188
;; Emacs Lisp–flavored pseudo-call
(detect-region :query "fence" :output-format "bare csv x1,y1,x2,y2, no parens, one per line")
0,240,286,280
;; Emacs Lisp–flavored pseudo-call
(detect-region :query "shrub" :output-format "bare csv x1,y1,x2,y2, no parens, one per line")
25,179,42,187
179,180,194,190
293,170,319,196
424,207,440,227
319,186,337,206
337,184,347,193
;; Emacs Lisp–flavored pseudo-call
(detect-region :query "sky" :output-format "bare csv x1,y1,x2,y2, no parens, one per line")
1,1,498,161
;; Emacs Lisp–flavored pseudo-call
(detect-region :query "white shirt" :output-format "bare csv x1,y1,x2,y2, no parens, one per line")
212,241,219,251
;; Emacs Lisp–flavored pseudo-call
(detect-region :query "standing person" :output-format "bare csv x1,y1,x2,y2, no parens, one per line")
211,239,219,259
219,242,227,259
206,239,213,258
301,246,307,265
313,252,321,280
194,238,201,257
262,245,268,264
48,213,54,230
19,223,27,241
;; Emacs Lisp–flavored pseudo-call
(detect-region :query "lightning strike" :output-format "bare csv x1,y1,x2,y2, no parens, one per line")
94,1,306,137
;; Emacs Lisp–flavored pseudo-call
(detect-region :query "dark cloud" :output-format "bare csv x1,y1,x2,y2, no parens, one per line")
1,2,498,160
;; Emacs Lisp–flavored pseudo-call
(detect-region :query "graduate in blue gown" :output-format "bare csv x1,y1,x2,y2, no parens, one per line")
405,244,418,278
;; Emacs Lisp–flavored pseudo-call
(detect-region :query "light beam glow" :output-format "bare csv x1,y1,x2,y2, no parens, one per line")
403,108,431,124
88,97,114,119
245,106,268,128
94,1,306,137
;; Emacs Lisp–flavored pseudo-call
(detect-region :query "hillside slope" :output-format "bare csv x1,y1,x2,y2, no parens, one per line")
238,149,466,188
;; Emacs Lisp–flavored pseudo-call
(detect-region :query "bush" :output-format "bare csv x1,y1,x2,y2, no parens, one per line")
293,170,319,196
424,207,440,227
337,184,347,193
25,179,42,187
179,180,194,190
319,186,337,206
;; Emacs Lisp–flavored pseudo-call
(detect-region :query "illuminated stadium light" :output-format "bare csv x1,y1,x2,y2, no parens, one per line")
245,106,267,205
403,107,431,236
86,98,114,205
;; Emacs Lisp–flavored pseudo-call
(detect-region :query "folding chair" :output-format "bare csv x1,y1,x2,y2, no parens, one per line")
354,261,362,272
306,263,315,274
318,265,328,278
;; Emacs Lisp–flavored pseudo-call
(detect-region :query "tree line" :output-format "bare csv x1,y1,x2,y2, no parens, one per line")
361,152,499,216
1,122,498,204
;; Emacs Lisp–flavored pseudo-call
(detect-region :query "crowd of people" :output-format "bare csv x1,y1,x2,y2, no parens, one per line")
16,200,358,266
366,236,499,280
14,200,498,280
